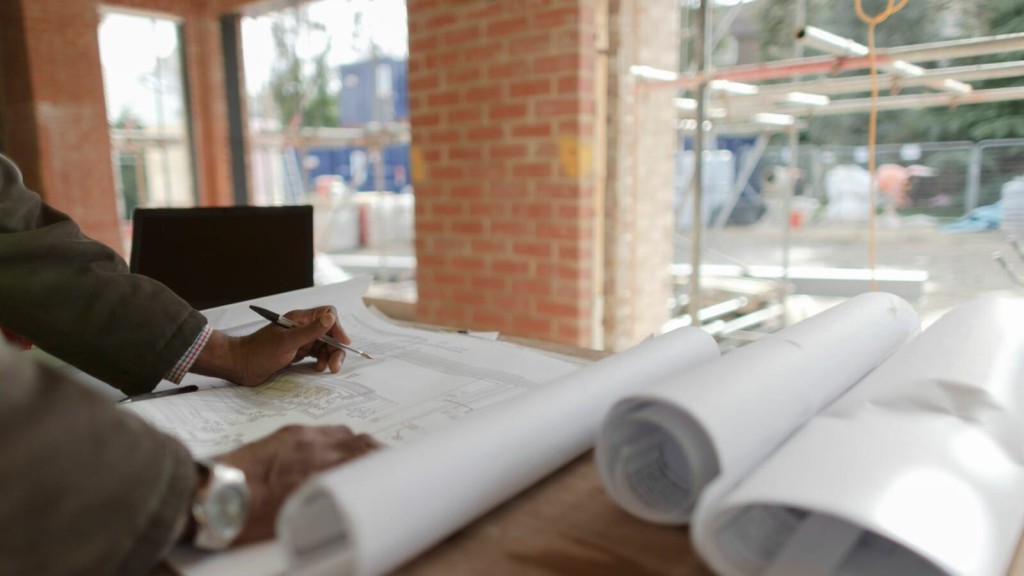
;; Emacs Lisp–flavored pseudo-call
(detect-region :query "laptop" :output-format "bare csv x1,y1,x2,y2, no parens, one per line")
129,206,314,310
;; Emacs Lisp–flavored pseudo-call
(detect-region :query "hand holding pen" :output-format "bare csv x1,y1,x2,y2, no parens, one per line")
250,305,372,360
119,307,370,403
142,305,369,391
190,305,365,387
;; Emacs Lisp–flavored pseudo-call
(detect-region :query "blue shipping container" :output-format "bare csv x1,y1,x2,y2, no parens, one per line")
338,57,408,126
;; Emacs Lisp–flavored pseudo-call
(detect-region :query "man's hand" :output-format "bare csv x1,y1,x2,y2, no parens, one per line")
215,425,381,545
192,306,352,387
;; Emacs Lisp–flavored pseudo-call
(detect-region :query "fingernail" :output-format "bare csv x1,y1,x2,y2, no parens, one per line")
319,312,335,328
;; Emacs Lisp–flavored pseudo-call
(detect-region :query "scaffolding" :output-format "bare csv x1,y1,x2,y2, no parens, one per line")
631,5,1024,332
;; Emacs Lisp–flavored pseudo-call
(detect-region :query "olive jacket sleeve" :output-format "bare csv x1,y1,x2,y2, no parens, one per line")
0,340,197,576
0,153,207,395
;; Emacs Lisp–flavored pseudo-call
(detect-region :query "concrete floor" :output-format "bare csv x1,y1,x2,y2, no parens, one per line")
331,220,1024,335
697,223,1023,326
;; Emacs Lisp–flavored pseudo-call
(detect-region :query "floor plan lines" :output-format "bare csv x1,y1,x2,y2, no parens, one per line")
240,376,397,420
337,311,563,390
126,279,585,457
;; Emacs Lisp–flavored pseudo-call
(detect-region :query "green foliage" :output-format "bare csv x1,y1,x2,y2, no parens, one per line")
751,0,1024,145
111,106,145,130
117,154,145,219
267,9,339,129
755,0,798,62
903,0,1024,143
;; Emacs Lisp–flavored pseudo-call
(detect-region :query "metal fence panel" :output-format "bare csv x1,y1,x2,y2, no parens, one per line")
978,140,1024,213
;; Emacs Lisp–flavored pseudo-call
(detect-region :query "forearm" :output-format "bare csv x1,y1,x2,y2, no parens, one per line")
0,344,196,576
189,329,245,384
0,154,206,394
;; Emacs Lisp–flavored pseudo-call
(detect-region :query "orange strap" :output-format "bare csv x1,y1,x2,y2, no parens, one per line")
855,0,908,290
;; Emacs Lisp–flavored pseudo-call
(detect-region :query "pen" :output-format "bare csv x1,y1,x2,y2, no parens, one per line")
249,305,374,359
118,384,199,405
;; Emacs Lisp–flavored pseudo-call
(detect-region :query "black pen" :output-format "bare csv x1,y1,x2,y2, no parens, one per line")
249,305,373,359
118,384,199,405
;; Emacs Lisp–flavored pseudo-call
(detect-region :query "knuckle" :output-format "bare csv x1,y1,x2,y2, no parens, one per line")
281,425,319,447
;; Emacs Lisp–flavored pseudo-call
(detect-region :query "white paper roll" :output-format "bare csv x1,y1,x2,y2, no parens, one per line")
278,326,720,576
595,292,920,525
696,295,1024,576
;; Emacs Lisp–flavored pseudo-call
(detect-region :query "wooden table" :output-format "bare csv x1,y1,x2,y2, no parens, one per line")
397,453,713,576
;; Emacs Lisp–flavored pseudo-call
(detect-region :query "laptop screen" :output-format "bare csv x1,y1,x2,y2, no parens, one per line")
129,206,314,310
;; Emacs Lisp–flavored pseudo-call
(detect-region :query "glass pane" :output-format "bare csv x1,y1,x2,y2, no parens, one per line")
674,1,1024,344
241,0,413,288
99,11,195,219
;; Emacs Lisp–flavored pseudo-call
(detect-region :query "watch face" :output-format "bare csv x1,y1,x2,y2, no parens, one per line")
207,485,248,539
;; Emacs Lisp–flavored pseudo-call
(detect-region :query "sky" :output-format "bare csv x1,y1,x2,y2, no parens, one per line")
242,0,408,94
98,12,184,127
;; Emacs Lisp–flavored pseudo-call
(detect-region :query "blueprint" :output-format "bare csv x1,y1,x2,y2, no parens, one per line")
124,278,584,458
165,279,721,576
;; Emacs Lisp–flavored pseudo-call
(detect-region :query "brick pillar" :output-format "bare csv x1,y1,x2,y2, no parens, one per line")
603,0,678,349
409,0,602,346
183,4,237,207
0,0,123,251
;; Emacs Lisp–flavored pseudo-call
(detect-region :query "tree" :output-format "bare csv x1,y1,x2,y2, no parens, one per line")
110,106,148,218
111,106,146,130
267,6,339,129
262,5,341,198
750,0,1024,145
940,0,1024,141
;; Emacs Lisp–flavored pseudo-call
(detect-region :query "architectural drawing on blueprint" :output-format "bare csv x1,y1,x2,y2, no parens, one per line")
124,279,584,457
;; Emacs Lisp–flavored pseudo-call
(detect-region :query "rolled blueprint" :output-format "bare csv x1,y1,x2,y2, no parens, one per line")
595,291,920,525
277,326,720,576
694,295,1024,576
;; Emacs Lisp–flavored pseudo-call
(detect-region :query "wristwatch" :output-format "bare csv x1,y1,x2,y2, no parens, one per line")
192,459,250,550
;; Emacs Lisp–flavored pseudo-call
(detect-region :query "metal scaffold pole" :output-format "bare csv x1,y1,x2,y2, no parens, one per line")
781,122,799,327
689,0,710,325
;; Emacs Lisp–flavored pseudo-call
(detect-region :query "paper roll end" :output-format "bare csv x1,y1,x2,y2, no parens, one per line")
596,400,720,525
278,484,356,576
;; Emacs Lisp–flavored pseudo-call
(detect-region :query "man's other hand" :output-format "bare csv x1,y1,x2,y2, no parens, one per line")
215,424,380,545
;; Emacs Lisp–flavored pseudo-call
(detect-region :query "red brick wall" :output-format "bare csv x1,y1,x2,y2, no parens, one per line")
408,0,600,346
0,0,43,203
